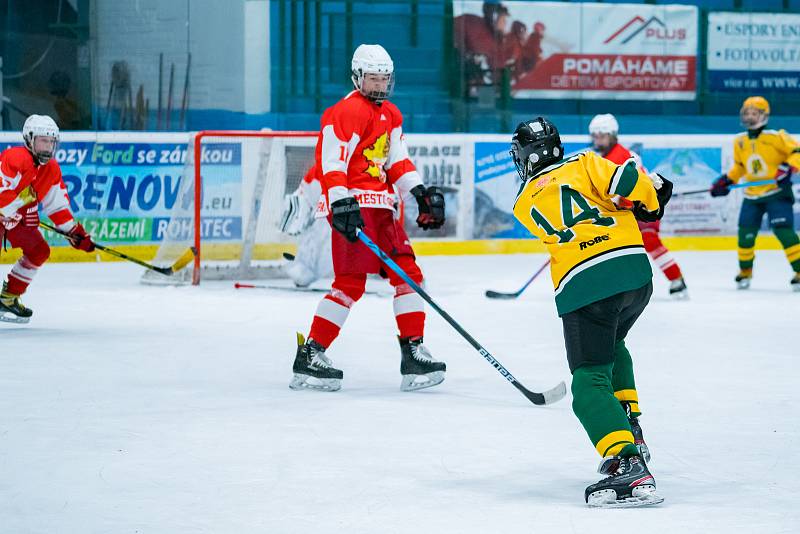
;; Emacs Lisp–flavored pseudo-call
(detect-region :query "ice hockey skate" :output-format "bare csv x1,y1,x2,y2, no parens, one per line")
735,269,752,290
791,273,800,292
585,455,663,508
399,336,446,392
669,277,688,300
0,282,32,324
289,333,343,392
623,402,651,463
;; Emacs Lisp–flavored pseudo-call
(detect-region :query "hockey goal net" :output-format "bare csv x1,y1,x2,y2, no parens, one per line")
141,130,317,285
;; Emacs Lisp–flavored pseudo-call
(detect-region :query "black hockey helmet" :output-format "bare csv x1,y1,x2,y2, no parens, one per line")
510,117,563,180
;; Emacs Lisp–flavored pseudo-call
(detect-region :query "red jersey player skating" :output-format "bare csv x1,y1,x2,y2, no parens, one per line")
290,45,447,392
589,114,689,299
0,115,96,323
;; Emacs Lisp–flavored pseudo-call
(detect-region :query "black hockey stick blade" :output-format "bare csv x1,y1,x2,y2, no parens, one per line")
485,289,521,299
282,252,295,261
485,259,551,300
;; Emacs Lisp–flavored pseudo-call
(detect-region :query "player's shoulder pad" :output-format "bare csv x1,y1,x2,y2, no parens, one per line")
1,146,35,171
537,150,585,175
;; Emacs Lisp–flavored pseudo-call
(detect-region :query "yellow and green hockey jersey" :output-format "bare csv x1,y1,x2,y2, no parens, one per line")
728,129,800,199
513,150,660,315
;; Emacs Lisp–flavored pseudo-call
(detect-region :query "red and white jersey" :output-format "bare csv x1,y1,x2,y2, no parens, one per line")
0,146,76,230
315,90,422,212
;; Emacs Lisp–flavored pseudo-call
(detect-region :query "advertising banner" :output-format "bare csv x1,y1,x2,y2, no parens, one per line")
453,1,698,100
0,134,242,245
707,12,800,93
468,133,800,238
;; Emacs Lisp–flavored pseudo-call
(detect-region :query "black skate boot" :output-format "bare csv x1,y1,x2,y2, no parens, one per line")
622,401,650,463
668,277,688,300
0,281,32,324
791,272,800,292
585,455,663,508
735,268,752,290
289,333,343,392
399,336,446,391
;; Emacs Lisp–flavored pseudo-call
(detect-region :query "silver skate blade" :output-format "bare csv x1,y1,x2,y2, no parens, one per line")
737,280,751,290
670,290,689,300
289,373,341,392
792,284,800,292
587,486,664,508
0,311,30,324
400,371,445,392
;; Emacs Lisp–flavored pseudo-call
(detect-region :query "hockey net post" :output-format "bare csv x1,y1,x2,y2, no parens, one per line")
141,130,318,286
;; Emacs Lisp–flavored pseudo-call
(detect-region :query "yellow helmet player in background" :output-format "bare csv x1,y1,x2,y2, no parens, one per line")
740,96,770,130
710,96,800,291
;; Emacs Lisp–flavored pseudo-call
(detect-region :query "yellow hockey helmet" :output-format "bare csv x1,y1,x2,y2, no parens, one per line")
740,96,770,129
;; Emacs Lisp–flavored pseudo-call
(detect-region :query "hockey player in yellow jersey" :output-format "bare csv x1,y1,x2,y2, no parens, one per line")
511,117,674,508
710,96,800,290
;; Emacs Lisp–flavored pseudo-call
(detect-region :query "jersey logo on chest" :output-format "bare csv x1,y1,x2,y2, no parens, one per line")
362,131,390,182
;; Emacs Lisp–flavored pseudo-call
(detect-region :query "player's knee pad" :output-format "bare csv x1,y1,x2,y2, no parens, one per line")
571,363,613,415
27,239,50,266
772,226,800,247
331,274,367,304
392,255,424,285
737,227,758,248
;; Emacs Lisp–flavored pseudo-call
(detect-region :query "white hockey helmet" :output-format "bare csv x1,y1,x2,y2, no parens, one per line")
23,114,60,164
351,44,394,103
588,114,619,136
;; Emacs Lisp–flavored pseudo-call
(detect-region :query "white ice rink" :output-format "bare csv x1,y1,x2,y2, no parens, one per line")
1,250,798,533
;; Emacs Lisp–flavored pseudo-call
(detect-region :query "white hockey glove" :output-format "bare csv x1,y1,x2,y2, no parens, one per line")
278,190,314,236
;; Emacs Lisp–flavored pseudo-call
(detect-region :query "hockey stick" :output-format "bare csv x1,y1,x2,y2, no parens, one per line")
234,281,388,296
235,282,327,293
40,221,195,276
356,230,566,406
485,259,551,300
673,178,780,197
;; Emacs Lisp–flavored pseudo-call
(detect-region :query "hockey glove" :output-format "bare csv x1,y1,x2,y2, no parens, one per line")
710,175,733,197
633,175,673,223
776,164,793,190
279,190,313,236
67,223,96,252
330,197,364,243
410,185,446,230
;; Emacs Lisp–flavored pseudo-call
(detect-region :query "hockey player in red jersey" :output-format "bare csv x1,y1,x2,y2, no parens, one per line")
589,114,689,299
0,115,95,323
290,44,446,392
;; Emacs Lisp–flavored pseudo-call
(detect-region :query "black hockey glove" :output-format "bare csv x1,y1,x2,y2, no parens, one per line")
410,185,445,230
633,175,673,223
710,175,733,197
330,197,364,243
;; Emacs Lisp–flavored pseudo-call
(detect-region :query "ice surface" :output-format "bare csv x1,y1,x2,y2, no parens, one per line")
1,251,798,533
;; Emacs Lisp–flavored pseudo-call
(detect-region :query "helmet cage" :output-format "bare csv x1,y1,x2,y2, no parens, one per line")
739,106,768,130
352,69,395,103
